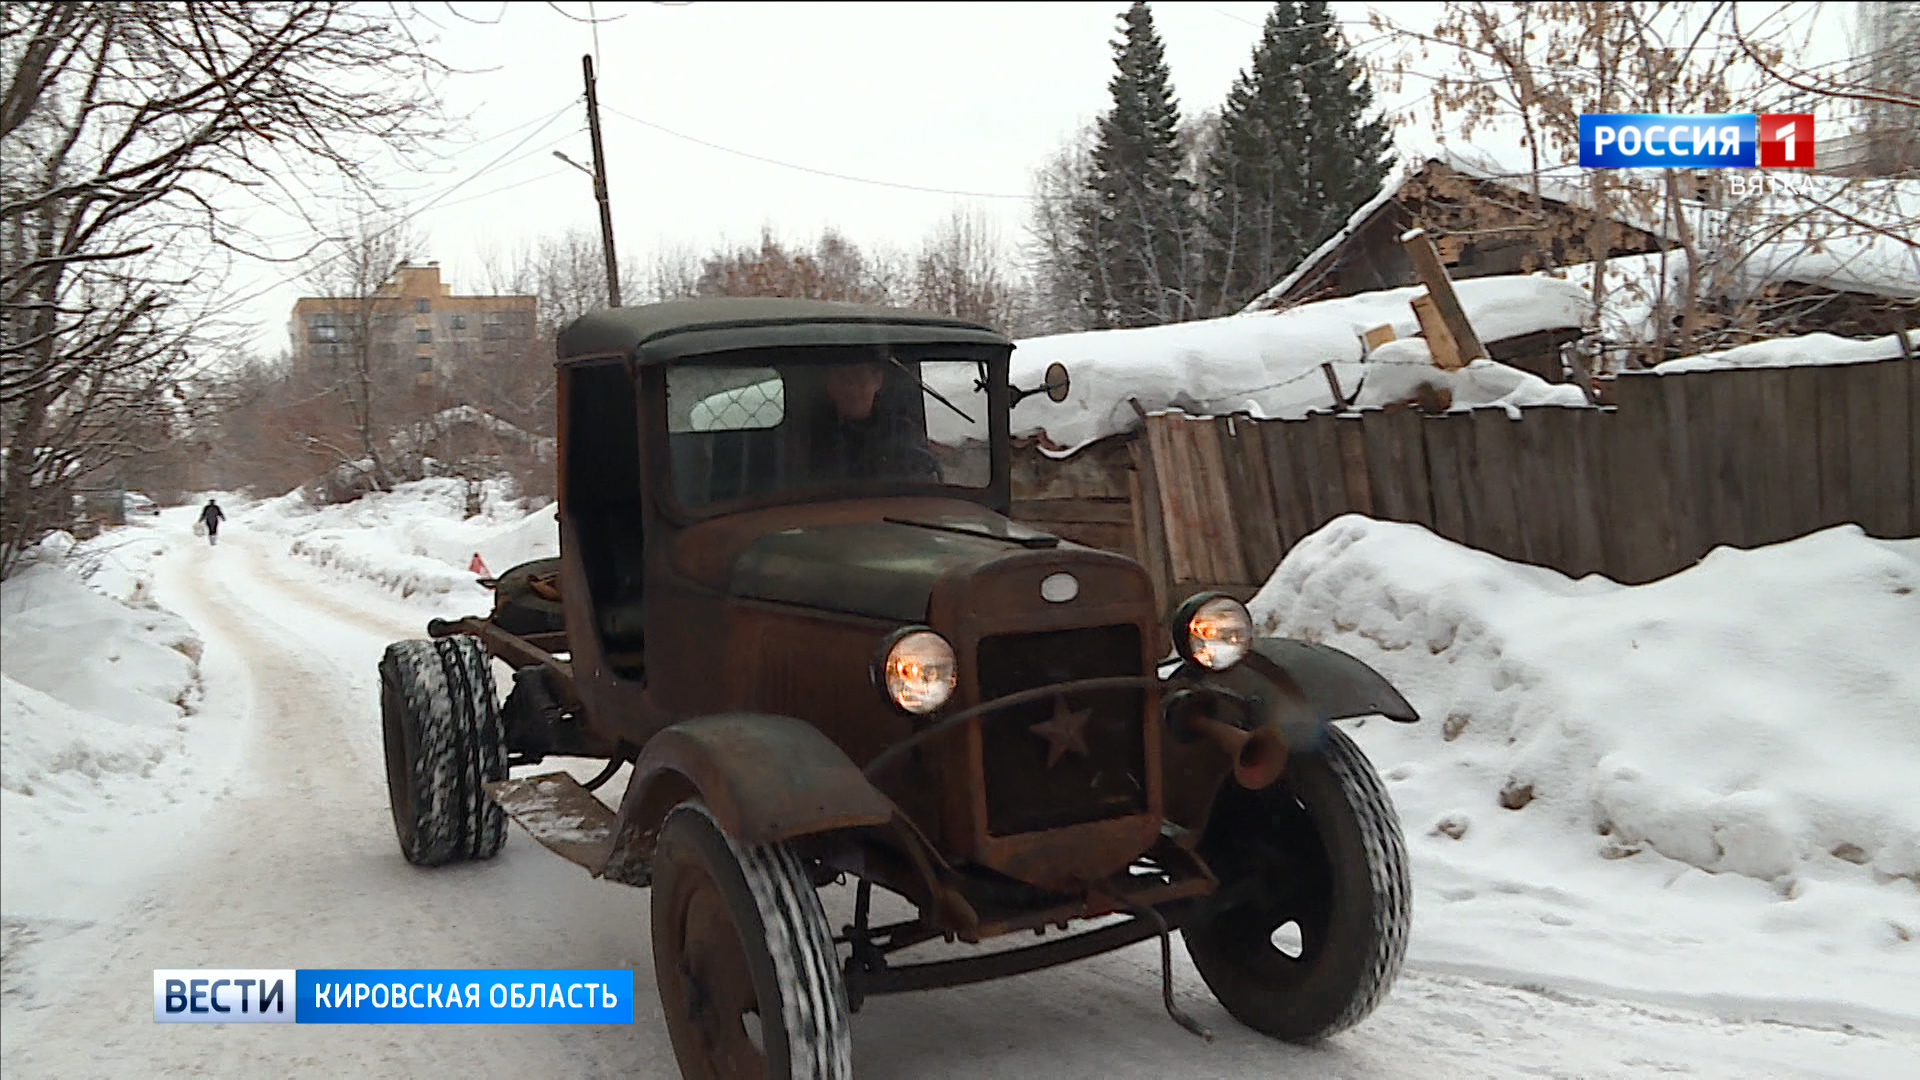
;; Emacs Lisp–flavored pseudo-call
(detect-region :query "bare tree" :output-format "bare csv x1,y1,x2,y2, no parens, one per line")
1372,2,1916,365
695,227,895,303
295,212,426,491
0,1,445,575
910,206,1030,332
1025,132,1099,335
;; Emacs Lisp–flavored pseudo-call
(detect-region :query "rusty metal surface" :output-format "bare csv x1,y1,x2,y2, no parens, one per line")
533,305,1425,982
1217,638,1420,728
486,772,616,871
849,898,1201,999
730,519,1046,622
608,714,894,857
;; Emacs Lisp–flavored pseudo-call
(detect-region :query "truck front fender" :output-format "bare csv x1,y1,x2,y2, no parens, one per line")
1182,637,1418,750
597,713,894,884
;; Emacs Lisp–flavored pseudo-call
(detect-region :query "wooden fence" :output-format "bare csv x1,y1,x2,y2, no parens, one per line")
1010,356,1918,607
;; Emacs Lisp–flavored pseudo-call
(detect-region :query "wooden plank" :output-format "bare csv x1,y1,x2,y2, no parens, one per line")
1511,406,1564,570
1751,368,1796,546
1010,436,1135,501
1600,382,1673,584
1166,416,1214,584
1261,419,1313,554
1129,435,1172,613
1697,371,1744,557
1362,323,1397,352
1393,406,1436,528
1009,498,1135,525
1424,411,1471,545
1655,371,1704,567
1813,361,1852,526
1299,414,1348,530
1401,229,1489,363
1558,406,1605,577
1468,409,1524,562
1876,359,1913,538
1337,418,1375,517
1410,293,1463,370
1581,405,1622,580
1185,416,1248,585
1359,409,1407,524
1778,366,1824,546
1910,357,1920,536
1844,359,1882,535
1146,415,1197,585
1224,418,1285,583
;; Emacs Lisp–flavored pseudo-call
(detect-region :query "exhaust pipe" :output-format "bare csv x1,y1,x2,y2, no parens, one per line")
1185,713,1288,790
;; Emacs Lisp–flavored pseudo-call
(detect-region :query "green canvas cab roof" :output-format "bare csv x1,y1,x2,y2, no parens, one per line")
555,297,1012,365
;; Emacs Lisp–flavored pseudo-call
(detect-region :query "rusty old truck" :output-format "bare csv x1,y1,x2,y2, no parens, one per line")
377,297,1419,1077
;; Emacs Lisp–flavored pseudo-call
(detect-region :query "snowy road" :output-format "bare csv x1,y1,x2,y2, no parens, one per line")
4,520,1916,1078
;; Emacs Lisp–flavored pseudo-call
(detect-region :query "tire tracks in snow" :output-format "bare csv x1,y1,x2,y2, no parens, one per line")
2,537,665,1078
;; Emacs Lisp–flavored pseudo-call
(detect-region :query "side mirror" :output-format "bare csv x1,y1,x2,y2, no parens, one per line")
1011,361,1071,407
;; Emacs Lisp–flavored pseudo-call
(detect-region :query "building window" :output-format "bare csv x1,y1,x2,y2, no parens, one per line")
415,328,432,343
415,355,434,373
414,298,431,314
449,314,467,331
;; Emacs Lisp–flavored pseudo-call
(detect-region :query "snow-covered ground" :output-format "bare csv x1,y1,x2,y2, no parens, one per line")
3,485,1916,1077
1251,516,1920,1031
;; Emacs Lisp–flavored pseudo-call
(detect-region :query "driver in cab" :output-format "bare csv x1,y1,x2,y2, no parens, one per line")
811,358,941,484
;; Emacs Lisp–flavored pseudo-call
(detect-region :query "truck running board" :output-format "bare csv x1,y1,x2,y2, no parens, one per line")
486,772,617,871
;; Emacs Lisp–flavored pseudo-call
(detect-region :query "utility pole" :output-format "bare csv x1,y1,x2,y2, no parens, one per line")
582,54,622,308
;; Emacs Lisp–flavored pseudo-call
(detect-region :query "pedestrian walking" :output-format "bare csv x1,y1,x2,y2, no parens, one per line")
198,499,226,546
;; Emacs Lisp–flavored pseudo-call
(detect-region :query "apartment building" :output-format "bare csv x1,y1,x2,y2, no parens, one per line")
289,262,538,385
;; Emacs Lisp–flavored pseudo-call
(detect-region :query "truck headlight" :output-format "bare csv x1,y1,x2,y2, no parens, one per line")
1175,593,1252,671
873,627,957,715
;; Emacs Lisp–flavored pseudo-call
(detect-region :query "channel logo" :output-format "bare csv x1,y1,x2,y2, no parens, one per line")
1580,113,1813,169
154,969,295,1024
154,968,636,1024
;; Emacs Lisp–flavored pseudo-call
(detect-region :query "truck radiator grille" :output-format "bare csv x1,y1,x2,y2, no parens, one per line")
975,624,1147,836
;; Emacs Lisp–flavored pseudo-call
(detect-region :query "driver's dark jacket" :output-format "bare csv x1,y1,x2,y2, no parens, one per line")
809,409,940,484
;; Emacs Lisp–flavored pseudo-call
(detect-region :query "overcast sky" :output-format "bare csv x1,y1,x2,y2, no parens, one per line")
229,1,1858,355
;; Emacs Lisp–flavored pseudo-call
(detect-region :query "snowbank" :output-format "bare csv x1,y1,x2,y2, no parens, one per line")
1651,330,1913,373
1012,274,1591,454
240,477,558,601
1251,516,1920,1015
0,558,202,835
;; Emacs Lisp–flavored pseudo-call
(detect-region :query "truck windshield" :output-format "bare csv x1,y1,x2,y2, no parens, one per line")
665,355,993,510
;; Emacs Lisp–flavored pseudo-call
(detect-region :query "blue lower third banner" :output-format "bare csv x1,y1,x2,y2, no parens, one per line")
154,969,635,1023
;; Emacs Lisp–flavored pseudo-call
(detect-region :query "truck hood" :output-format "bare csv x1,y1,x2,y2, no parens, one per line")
729,516,1060,622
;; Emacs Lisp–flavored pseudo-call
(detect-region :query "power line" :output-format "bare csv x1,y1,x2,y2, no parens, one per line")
210,102,580,321
598,104,1045,201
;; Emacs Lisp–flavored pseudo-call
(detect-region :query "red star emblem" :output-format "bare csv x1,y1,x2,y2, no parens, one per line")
1029,698,1093,768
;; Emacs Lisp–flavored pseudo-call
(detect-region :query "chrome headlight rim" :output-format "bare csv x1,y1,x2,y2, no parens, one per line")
1172,591,1253,672
870,625,958,716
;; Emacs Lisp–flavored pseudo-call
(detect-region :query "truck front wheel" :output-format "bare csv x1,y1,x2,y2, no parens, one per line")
380,636,508,866
651,801,852,1079
1183,724,1410,1042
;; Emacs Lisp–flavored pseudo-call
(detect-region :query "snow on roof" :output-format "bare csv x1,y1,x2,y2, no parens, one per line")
1242,145,1676,313
1249,145,1920,316
1649,330,1913,373
1013,272,1591,455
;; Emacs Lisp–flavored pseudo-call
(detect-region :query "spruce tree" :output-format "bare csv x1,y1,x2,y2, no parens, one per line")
1076,2,1200,328
1201,0,1393,313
